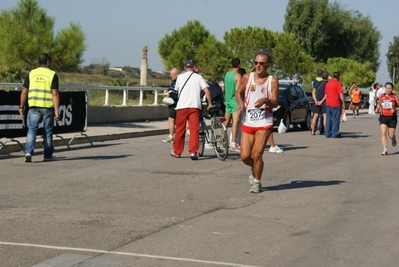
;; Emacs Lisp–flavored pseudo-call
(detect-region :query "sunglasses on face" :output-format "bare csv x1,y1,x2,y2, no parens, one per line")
254,61,269,66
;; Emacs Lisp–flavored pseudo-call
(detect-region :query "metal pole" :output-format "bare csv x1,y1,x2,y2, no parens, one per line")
393,67,396,84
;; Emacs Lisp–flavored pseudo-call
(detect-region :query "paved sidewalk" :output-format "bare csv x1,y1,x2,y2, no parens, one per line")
1,108,370,156
0,120,170,156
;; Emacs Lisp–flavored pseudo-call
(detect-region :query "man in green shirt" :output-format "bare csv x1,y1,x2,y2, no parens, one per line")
224,58,241,151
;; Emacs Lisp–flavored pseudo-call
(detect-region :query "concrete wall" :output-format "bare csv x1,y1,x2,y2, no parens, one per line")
87,105,169,124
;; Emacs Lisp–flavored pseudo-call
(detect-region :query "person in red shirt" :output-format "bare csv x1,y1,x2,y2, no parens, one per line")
375,82,399,155
324,72,345,138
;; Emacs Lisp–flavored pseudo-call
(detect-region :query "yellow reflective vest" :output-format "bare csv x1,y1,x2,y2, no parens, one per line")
28,67,56,108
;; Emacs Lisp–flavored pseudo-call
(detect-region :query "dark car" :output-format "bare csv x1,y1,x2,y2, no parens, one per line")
306,91,315,107
273,83,312,131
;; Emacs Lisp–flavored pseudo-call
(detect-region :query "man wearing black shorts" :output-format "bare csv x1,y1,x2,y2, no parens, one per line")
311,71,328,135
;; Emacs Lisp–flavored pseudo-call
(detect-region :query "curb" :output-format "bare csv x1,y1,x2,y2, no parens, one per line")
0,129,169,156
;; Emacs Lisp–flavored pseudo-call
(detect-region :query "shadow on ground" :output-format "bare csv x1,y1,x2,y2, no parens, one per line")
263,180,346,191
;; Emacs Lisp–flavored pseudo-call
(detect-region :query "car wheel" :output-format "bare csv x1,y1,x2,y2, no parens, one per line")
300,112,311,130
284,113,291,132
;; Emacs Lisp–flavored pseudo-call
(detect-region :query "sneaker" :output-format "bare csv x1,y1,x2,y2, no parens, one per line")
248,168,255,185
269,146,283,153
205,143,213,149
392,136,397,147
162,135,174,143
43,156,57,162
381,149,388,156
24,154,32,163
250,181,262,193
230,143,240,151
170,150,180,158
190,153,198,160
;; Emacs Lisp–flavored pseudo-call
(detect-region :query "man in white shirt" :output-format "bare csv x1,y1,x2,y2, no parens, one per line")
376,82,386,99
170,60,213,160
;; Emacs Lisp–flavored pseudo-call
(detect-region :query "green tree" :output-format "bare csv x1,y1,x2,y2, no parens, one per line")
0,68,21,82
324,57,375,87
158,20,211,70
158,20,234,79
387,36,399,84
283,0,381,72
272,32,314,79
52,22,86,72
0,0,86,81
283,0,330,61
195,35,232,80
223,27,276,70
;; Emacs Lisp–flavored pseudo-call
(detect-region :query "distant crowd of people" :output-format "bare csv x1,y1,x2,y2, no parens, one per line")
310,69,398,155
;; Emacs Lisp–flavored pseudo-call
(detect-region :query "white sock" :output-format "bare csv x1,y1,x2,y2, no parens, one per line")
254,179,261,184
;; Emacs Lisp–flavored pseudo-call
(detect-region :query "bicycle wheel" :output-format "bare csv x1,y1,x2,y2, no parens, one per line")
212,118,229,161
198,118,206,157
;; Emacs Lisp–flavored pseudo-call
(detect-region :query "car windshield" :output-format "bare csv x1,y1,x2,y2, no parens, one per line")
278,86,289,99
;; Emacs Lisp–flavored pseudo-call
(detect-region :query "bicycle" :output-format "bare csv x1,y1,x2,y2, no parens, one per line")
198,106,229,161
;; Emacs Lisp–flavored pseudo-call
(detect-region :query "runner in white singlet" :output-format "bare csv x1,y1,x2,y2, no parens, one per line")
242,73,273,128
235,51,279,193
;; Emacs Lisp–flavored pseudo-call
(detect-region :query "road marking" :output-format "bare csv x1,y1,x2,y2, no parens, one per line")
32,254,91,267
0,241,260,267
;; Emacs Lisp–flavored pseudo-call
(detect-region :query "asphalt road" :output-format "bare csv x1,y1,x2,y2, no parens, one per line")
1,113,399,267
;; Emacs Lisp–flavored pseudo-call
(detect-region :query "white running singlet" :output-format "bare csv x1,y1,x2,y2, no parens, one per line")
242,73,273,128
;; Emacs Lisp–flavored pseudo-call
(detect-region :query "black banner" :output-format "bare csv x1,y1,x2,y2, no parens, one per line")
0,90,87,138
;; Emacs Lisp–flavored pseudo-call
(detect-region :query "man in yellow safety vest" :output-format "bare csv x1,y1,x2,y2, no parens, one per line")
19,53,60,162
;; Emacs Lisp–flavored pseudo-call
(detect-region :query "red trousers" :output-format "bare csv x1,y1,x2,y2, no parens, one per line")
173,108,201,156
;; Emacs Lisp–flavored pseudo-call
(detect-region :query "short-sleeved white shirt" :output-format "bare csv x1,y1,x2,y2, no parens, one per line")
175,71,208,110
376,87,386,98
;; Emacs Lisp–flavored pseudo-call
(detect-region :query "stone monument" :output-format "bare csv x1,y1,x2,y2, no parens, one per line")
140,46,148,86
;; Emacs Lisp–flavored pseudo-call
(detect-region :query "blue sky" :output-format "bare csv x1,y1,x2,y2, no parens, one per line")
1,0,397,83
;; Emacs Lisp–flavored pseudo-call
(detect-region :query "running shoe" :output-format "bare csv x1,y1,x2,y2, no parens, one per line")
43,156,57,162
170,150,181,158
162,135,174,143
190,153,198,160
250,181,262,193
392,136,397,147
381,149,388,156
230,143,240,151
269,146,283,153
24,153,32,163
248,168,255,185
